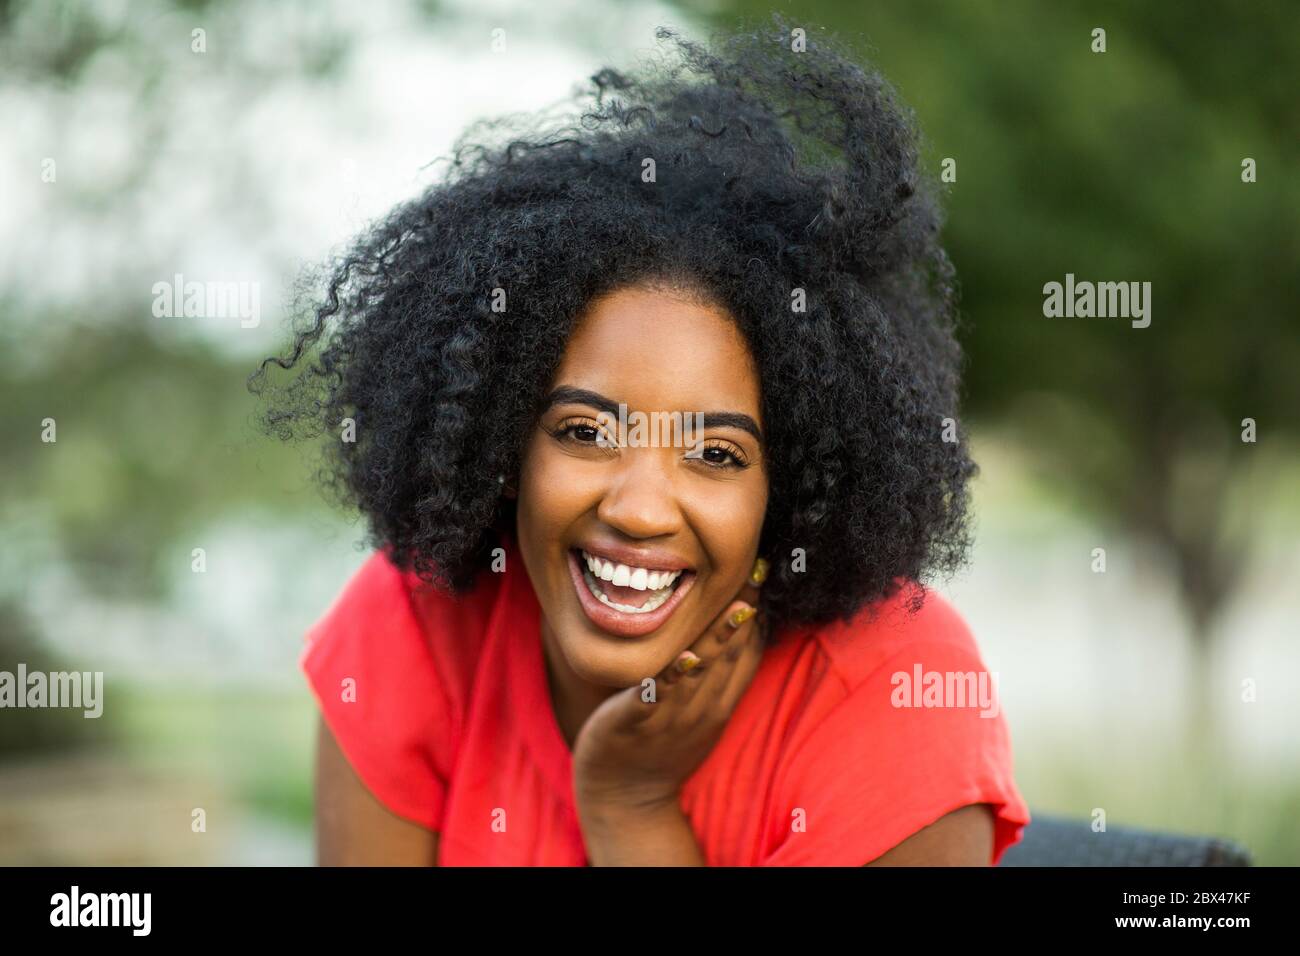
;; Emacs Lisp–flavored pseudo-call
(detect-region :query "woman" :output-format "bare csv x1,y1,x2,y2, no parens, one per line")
253,16,1029,866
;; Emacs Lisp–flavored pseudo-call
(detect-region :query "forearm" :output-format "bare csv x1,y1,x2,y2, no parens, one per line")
577,797,707,866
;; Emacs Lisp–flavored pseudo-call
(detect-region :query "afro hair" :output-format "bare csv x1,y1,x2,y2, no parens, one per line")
252,13,976,642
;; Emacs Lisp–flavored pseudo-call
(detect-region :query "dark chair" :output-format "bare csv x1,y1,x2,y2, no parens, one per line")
998,812,1252,866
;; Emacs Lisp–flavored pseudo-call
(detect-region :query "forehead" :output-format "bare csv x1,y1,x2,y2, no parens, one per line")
553,287,762,419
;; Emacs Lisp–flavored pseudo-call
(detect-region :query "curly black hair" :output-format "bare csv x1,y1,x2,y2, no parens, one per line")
251,13,976,642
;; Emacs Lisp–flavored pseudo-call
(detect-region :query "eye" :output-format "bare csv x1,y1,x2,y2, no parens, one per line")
550,417,617,448
695,441,750,470
549,418,751,471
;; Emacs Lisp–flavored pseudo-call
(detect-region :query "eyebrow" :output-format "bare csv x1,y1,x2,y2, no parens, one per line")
541,386,764,445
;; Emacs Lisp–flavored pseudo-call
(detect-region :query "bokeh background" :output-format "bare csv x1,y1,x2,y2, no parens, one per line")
2,0,1297,864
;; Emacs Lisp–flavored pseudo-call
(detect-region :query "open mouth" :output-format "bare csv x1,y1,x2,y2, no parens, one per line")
566,547,696,638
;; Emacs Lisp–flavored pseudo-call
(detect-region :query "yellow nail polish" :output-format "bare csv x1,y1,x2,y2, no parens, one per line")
676,654,702,674
749,558,769,586
728,606,756,629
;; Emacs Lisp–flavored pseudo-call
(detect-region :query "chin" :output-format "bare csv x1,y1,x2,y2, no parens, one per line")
560,627,674,688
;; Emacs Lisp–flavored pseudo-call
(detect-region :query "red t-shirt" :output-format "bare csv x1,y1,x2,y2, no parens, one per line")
301,532,1030,865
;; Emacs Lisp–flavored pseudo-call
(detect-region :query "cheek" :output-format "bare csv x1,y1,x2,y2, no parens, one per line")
515,443,610,581
685,478,768,590
698,466,768,537
706,481,767,530
518,439,586,530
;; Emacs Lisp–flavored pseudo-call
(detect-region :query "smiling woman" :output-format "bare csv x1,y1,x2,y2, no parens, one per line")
251,14,1029,866
516,286,768,683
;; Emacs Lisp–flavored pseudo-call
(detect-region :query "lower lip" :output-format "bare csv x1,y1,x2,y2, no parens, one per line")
566,549,696,638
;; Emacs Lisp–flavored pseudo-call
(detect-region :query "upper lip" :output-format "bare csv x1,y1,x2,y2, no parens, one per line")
575,541,695,573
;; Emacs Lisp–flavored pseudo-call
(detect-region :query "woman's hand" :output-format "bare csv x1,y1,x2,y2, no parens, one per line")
571,558,769,816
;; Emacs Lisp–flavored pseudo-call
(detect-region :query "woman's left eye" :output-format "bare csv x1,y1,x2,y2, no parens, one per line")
696,444,748,469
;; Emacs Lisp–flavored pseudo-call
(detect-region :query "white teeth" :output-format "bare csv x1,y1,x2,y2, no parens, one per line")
582,568,676,614
580,550,684,592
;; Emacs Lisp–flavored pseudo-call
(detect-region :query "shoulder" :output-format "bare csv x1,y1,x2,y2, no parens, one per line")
299,544,511,831
756,583,1029,865
808,583,1006,750
304,547,504,683
810,581,985,696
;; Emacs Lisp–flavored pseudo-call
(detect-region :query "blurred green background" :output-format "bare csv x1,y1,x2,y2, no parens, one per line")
1,0,1297,864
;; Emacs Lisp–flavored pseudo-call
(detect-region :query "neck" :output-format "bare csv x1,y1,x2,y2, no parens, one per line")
539,613,620,750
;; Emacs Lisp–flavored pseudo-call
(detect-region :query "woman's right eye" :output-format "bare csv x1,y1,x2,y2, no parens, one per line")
551,419,615,448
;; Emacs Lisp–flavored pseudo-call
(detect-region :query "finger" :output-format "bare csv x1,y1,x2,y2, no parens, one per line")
653,637,723,722
656,648,700,688
657,555,768,683
648,607,758,734
719,556,767,645
691,600,756,663
638,651,704,732
663,609,735,679
656,600,753,706
682,611,759,724
599,681,658,728
737,555,768,611
717,621,764,715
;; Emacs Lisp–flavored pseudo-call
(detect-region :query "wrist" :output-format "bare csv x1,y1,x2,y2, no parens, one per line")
575,778,680,819
576,793,702,867
573,757,680,812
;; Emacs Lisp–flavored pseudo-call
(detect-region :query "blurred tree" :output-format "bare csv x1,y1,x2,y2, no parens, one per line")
3,0,1296,750
0,602,117,756
0,0,357,601
701,1,1300,744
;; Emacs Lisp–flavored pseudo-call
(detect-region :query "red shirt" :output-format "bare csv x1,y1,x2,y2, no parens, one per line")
301,532,1030,865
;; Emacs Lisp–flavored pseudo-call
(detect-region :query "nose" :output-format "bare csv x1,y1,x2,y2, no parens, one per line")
594,449,685,539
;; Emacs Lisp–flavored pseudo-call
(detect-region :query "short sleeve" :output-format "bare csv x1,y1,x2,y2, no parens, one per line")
301,551,453,831
761,621,1030,866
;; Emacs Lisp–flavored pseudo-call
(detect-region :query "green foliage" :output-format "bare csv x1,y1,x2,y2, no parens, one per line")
0,325,326,601
0,602,118,755
706,1,1299,426
706,0,1300,634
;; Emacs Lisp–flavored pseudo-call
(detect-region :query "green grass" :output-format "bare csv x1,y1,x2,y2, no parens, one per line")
112,683,316,828
1015,742,1300,865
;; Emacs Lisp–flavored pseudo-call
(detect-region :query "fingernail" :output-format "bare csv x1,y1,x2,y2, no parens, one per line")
749,558,769,587
675,652,702,674
728,605,756,629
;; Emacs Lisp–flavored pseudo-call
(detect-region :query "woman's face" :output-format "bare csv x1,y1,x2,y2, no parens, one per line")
515,285,769,688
